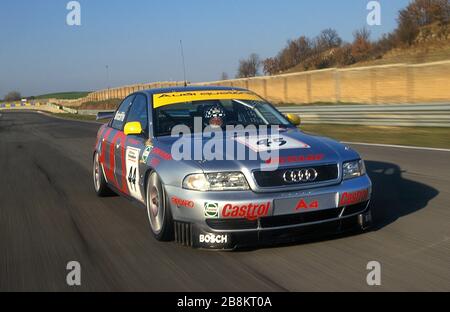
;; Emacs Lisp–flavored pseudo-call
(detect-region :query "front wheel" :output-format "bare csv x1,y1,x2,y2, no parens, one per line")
93,152,111,197
146,172,174,241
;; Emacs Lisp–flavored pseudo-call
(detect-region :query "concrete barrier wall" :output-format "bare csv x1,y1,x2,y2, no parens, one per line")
55,60,450,107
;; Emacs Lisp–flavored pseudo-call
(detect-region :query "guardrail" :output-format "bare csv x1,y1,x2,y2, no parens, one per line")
63,104,450,127
278,103,450,127
2,101,449,127
46,103,78,114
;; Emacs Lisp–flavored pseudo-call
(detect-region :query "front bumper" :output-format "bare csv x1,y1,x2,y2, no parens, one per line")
167,175,372,250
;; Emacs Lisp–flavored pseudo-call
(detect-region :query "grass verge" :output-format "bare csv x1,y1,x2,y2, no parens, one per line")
48,113,98,122
301,124,450,149
35,92,91,100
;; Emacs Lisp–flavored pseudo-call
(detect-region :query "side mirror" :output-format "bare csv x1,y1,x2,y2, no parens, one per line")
285,113,301,126
124,122,143,136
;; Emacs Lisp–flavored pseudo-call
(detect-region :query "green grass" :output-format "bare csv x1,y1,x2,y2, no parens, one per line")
49,113,98,122
78,98,121,110
301,124,450,149
35,92,91,100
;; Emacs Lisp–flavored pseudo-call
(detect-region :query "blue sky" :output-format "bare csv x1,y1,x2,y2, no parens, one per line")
0,0,411,97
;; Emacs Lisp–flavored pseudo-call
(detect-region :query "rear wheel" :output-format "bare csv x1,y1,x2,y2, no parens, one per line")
146,172,174,241
93,152,111,197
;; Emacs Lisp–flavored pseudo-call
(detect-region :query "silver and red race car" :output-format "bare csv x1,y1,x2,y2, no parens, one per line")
93,86,372,250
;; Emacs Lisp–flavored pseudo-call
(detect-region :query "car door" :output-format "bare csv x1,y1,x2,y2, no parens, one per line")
116,93,149,202
104,95,135,190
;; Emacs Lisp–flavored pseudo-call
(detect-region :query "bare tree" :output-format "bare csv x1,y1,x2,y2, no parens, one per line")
316,28,343,52
237,53,261,78
4,91,22,101
396,0,450,45
277,36,313,71
220,72,229,80
334,44,355,66
352,28,372,61
262,57,281,75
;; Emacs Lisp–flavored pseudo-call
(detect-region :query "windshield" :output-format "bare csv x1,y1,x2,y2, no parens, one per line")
153,99,292,137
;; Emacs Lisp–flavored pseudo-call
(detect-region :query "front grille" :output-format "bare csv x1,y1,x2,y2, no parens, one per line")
206,219,257,230
174,222,193,247
260,208,342,228
253,164,339,188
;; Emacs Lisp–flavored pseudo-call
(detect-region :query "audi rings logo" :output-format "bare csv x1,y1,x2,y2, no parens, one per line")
283,168,318,183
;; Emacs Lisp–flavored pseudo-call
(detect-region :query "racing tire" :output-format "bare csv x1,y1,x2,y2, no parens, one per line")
93,152,111,197
146,171,174,242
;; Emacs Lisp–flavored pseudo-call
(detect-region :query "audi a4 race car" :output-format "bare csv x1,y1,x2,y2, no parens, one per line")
93,86,372,250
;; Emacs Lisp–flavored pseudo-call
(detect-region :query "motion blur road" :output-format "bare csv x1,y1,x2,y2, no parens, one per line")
0,111,449,291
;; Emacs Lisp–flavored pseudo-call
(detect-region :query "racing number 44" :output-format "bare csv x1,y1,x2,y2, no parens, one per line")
128,167,137,191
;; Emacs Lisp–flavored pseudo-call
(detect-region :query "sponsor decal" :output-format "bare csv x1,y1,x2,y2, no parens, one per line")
204,202,219,218
222,202,270,221
265,154,325,165
153,90,261,108
199,233,228,245
141,145,153,163
114,111,126,122
171,196,194,209
296,199,319,210
235,135,310,153
340,189,369,206
125,147,143,201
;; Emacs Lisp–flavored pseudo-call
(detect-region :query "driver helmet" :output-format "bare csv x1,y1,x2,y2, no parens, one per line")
204,104,226,128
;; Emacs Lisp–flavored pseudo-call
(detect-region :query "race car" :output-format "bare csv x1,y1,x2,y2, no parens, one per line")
93,86,372,250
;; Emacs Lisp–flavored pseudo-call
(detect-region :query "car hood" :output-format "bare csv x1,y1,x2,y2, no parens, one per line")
156,128,360,173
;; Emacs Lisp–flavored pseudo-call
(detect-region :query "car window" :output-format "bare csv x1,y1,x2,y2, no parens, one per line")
126,94,148,133
154,99,291,136
111,95,135,130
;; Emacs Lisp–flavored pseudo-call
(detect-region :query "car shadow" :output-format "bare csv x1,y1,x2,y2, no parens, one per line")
364,160,438,230
236,160,439,251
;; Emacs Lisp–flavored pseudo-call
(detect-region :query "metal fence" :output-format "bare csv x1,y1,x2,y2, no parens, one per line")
278,103,450,127
2,101,449,127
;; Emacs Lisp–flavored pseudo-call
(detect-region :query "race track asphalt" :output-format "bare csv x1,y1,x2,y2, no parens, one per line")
0,111,449,291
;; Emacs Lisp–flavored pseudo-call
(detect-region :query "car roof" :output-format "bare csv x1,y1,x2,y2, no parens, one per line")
140,85,249,97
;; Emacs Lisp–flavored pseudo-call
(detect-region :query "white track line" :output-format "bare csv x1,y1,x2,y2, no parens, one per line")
343,141,450,152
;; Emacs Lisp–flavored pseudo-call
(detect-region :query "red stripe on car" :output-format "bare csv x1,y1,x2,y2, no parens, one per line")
100,128,113,165
107,131,121,186
121,135,128,194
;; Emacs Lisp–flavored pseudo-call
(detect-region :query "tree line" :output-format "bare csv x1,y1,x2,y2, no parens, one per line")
234,0,449,78
2,91,22,102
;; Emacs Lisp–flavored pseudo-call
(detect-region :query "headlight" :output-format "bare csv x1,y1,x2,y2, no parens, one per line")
183,172,250,191
343,160,366,180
